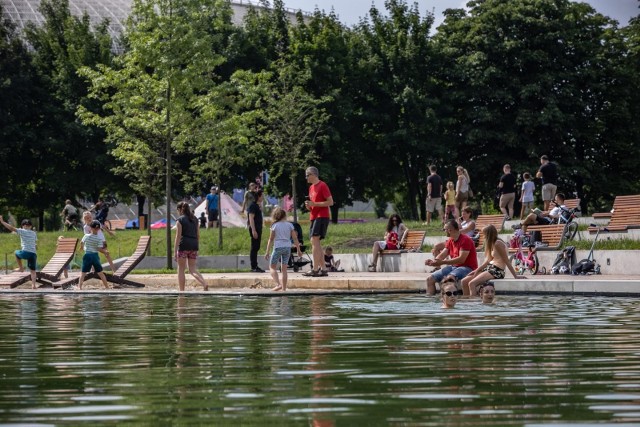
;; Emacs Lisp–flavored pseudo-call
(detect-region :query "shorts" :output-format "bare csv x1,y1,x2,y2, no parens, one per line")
536,215,553,225
426,197,442,213
430,265,473,287
483,264,505,279
455,191,469,209
445,205,455,217
208,209,219,222
270,246,291,266
309,217,329,240
177,250,198,259
81,252,103,273
499,193,515,210
521,201,534,212
542,184,557,201
15,250,37,271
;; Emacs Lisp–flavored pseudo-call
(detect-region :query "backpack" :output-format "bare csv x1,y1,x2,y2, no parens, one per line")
572,259,596,275
551,246,576,275
386,230,399,250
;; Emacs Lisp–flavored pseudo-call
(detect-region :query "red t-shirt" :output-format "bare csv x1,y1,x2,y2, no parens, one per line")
309,180,332,220
445,233,478,270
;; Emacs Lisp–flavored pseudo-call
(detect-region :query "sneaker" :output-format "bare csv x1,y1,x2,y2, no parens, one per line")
505,216,511,221
251,267,265,273
511,224,522,230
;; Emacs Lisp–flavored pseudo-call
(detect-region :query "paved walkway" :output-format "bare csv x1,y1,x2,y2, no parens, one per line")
3,272,640,296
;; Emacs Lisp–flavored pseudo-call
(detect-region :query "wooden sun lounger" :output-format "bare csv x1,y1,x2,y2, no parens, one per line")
0,271,33,289
36,238,79,286
588,204,640,234
55,236,151,289
592,194,640,219
474,214,506,250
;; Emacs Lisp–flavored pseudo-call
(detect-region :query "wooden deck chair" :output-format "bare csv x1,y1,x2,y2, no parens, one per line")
36,238,79,286
0,271,34,289
90,235,151,287
54,236,151,289
593,194,640,219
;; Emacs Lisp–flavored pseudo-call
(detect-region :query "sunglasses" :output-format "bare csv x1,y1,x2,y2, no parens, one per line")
444,291,456,297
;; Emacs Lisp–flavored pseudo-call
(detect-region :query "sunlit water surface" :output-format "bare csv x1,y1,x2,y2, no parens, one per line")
1,294,640,426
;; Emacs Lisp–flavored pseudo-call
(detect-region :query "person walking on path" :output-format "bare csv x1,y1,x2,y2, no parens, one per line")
455,166,471,214
0,216,38,289
174,202,208,292
519,172,535,219
536,155,558,211
498,164,517,220
248,190,265,273
425,165,444,226
264,207,302,291
206,186,219,229
78,220,110,290
303,166,334,277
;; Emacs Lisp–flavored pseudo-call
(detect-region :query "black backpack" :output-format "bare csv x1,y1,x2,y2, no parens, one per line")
551,246,576,275
572,259,596,275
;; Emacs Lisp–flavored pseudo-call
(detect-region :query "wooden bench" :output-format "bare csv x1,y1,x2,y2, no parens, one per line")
379,230,426,271
588,204,640,234
563,199,580,211
108,219,129,230
593,195,640,219
474,214,506,250
509,224,567,252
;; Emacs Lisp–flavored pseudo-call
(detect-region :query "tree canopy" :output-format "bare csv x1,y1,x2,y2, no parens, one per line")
1,0,639,225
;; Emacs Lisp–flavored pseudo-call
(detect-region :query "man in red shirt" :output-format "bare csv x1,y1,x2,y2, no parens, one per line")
425,219,478,295
302,166,333,277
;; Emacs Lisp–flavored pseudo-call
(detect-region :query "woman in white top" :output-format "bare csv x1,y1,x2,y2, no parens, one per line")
455,166,471,213
368,214,408,272
458,206,476,238
265,207,301,291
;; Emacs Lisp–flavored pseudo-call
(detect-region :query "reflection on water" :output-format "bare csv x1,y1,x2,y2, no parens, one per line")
1,294,640,425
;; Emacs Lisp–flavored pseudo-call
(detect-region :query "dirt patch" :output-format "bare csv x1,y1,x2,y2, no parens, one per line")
342,237,375,248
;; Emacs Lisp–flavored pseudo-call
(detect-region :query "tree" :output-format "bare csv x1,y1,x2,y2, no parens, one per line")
79,0,229,267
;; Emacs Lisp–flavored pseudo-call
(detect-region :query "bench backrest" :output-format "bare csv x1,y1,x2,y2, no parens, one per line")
40,238,78,276
401,230,426,251
475,215,506,250
563,199,580,210
526,224,566,250
114,236,151,277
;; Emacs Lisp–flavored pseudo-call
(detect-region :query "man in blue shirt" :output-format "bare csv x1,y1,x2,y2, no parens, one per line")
206,186,219,229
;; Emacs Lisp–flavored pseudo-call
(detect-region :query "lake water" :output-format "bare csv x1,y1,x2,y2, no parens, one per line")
1,294,640,426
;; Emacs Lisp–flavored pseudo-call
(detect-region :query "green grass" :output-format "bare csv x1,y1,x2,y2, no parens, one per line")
1,221,637,271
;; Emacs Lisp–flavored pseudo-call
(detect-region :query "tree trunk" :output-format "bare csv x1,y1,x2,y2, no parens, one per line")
218,188,223,249
291,173,298,223
147,195,152,256
165,84,172,270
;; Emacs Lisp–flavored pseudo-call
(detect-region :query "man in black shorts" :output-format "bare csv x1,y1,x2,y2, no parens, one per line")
302,167,333,277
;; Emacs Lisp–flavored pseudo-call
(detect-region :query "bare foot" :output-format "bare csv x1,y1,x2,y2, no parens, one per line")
271,285,283,291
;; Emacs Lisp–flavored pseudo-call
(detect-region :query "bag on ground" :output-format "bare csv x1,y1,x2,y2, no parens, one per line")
572,259,596,275
551,246,576,275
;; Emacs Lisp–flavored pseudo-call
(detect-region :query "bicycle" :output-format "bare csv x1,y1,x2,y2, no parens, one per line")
556,205,580,241
508,230,543,275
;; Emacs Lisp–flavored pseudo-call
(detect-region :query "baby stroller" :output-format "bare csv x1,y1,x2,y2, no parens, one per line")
287,222,313,272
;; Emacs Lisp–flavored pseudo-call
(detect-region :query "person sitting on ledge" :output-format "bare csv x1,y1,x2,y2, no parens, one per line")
368,214,408,272
519,193,566,232
425,219,478,295
461,224,526,297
